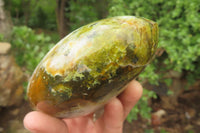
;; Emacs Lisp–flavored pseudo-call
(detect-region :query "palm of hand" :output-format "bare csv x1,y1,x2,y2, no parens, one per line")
24,80,143,133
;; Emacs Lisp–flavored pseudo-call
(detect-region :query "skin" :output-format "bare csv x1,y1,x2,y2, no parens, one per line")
24,80,143,133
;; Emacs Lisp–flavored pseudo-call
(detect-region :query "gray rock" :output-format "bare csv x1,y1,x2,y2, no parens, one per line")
0,54,24,106
0,42,11,54
0,0,13,40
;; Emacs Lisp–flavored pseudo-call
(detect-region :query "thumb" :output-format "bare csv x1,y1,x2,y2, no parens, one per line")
24,111,68,133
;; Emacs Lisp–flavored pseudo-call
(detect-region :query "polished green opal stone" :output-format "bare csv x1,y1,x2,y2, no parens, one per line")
27,16,158,118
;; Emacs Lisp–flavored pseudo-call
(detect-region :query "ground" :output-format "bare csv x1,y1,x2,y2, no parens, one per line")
124,80,200,133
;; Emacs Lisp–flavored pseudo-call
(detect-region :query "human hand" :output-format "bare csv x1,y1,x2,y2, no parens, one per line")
24,80,143,133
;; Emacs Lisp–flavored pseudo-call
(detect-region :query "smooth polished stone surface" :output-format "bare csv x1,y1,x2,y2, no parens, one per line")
27,16,158,118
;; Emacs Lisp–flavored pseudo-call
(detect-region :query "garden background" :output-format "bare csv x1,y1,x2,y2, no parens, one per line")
0,0,200,132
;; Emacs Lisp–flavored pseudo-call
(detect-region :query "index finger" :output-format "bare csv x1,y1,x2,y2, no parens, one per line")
118,80,143,119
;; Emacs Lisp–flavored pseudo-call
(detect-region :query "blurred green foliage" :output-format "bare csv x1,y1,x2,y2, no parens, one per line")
109,0,200,121
109,0,200,83
110,0,200,80
145,129,155,133
28,0,57,30
3,0,200,124
0,34,4,41
5,0,57,30
144,128,169,133
67,0,99,31
11,26,54,73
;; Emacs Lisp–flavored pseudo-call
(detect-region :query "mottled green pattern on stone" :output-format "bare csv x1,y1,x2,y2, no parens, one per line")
27,16,158,118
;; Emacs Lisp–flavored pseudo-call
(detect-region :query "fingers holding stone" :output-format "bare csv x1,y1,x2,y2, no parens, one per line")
118,80,143,119
24,111,68,133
